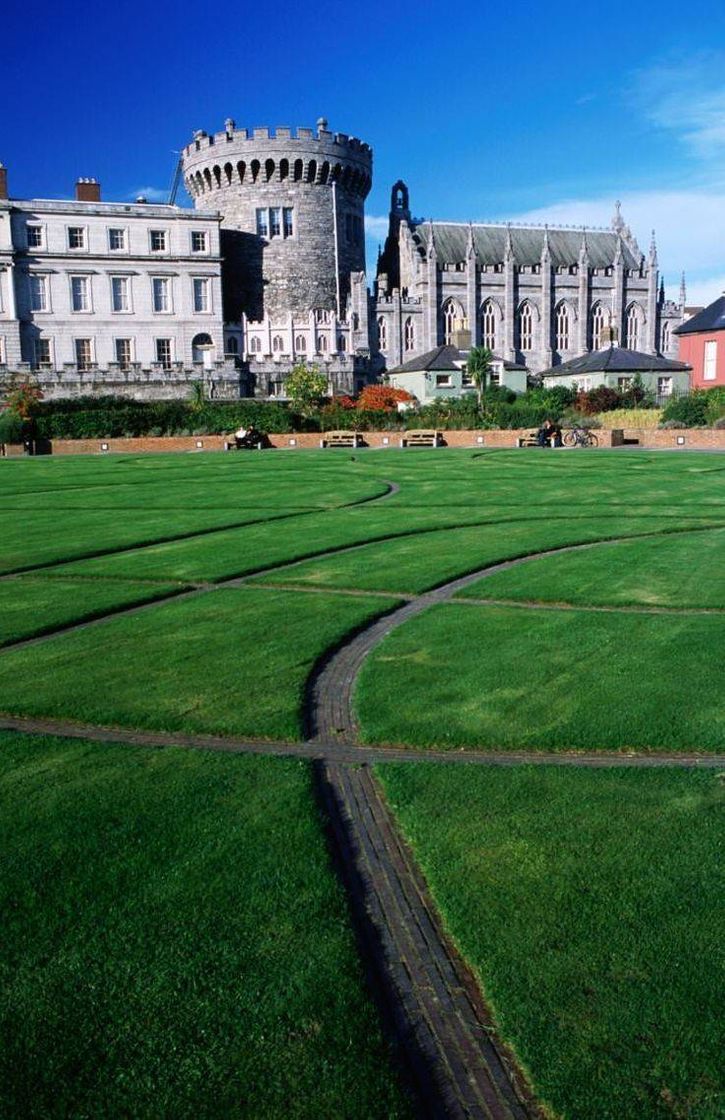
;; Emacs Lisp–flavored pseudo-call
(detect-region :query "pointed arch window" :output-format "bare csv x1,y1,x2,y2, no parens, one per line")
661,320,671,353
377,316,387,351
442,299,462,345
591,304,606,350
404,317,415,352
555,303,570,352
294,334,307,352
518,302,533,352
481,300,496,350
272,335,284,353
626,304,642,350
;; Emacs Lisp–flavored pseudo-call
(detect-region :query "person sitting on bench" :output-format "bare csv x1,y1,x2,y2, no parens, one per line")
537,419,562,448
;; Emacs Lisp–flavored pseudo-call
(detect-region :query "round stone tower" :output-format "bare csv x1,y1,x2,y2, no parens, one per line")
181,117,372,323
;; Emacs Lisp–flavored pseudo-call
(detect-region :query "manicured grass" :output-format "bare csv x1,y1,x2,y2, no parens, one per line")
0,576,186,645
376,763,724,1120
356,603,725,751
0,588,399,739
456,527,725,608
0,732,411,1118
248,516,710,595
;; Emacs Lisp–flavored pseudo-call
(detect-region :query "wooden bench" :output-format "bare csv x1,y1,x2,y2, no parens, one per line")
517,431,540,447
399,429,443,448
319,430,364,448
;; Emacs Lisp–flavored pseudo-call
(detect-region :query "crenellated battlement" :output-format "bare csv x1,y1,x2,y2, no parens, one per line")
181,118,372,201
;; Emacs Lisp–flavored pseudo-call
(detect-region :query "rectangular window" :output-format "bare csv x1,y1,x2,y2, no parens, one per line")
152,277,170,312
256,209,268,238
617,377,632,389
191,231,207,252
489,371,501,386
283,208,294,238
115,338,132,369
704,340,717,380
155,338,172,369
269,208,281,238
68,227,85,250
29,274,47,311
75,338,92,370
435,374,452,387
150,230,167,252
111,276,130,312
71,276,90,312
108,228,126,251
657,377,673,397
35,338,51,367
26,224,43,248
461,371,473,387
193,277,209,313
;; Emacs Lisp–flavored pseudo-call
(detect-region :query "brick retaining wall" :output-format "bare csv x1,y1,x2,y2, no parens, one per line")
2,428,724,457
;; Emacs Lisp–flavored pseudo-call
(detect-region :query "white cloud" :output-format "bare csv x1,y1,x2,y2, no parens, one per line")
511,188,725,304
631,55,725,158
365,214,389,239
126,186,169,203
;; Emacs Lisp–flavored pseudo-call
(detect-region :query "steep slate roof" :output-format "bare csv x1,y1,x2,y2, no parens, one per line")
410,222,641,270
674,295,725,335
388,344,526,374
541,346,690,378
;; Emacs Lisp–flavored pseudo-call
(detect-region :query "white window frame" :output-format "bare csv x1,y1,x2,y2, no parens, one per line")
114,337,134,369
155,337,174,368
435,374,452,387
108,227,128,252
0,336,6,365
149,229,169,253
110,275,132,313
70,274,92,313
191,230,208,253
657,376,673,397
703,340,717,381
34,337,53,368
29,273,50,313
192,276,211,314
26,223,44,249
74,337,94,369
152,276,172,314
67,225,87,251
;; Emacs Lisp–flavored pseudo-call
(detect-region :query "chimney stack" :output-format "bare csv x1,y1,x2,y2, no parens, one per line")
0,164,8,200
75,177,101,202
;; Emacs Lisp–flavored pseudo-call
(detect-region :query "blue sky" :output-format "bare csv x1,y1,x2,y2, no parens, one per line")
5,0,725,304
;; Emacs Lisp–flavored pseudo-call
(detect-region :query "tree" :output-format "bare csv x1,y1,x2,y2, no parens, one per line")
285,362,328,417
467,347,494,410
4,379,44,421
188,380,206,412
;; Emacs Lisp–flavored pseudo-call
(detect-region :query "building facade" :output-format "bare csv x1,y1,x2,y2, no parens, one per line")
374,183,684,379
0,170,240,400
674,295,725,389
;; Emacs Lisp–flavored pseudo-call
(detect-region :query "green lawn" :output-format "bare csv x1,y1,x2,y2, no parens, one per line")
0,576,187,645
0,588,399,740
456,526,725,608
0,732,411,1118
356,603,725,752
376,763,723,1120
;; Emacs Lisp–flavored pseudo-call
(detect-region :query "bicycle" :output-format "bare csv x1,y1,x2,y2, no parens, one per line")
563,427,599,448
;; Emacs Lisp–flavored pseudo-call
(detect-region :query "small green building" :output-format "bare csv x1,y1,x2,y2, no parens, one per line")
540,345,690,400
386,344,528,403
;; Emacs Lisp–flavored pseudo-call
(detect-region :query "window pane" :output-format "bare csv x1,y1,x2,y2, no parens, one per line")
29,275,47,311
269,208,281,237
155,338,172,368
256,209,268,238
152,278,169,312
35,338,51,365
111,277,129,312
193,278,208,312
283,208,294,237
27,225,43,248
150,230,167,251
71,277,89,311
109,228,125,250
75,339,92,369
68,227,85,249
191,231,207,252
115,338,132,369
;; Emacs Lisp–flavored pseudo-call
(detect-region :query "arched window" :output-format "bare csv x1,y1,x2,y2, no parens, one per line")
481,300,496,349
279,159,289,181
313,307,328,324
518,302,533,352
661,320,671,353
249,336,262,354
250,160,260,183
265,159,275,182
377,316,387,351
555,302,570,352
293,159,303,182
404,317,415,352
307,160,317,183
295,335,307,352
626,304,643,350
351,312,359,331
338,335,347,352
226,337,238,354
237,161,246,184
272,335,284,352
318,334,328,353
442,299,462,345
224,163,233,185
591,304,606,350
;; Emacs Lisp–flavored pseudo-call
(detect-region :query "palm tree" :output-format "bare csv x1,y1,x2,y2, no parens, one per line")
467,346,494,410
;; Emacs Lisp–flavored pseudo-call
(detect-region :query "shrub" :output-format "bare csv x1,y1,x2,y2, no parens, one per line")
660,393,708,428
703,386,725,425
356,386,415,411
576,386,621,414
0,411,25,443
594,408,663,429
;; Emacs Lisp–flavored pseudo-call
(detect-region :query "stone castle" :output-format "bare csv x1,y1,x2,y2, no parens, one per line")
0,115,686,400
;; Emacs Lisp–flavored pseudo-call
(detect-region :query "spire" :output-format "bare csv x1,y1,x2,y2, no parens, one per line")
649,229,658,264
659,275,665,303
612,199,625,234
426,219,436,260
541,223,550,260
579,226,589,260
504,222,513,262
466,221,475,259
679,271,687,308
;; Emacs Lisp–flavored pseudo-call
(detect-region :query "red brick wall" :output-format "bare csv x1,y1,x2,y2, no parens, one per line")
677,332,725,389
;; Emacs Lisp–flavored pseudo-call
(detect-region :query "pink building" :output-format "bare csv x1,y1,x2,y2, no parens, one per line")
674,295,725,388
